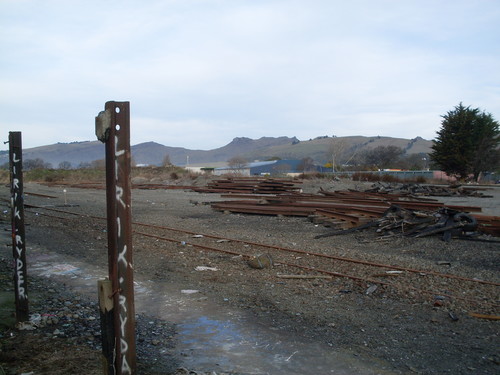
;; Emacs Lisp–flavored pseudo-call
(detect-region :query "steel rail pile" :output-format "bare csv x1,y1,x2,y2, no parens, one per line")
209,188,500,237
43,178,302,193
475,215,500,236
192,177,302,194
212,190,481,214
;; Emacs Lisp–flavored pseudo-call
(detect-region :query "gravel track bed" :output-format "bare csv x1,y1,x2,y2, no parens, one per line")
1,180,499,374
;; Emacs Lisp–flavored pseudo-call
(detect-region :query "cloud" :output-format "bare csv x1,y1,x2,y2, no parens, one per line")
0,1,498,150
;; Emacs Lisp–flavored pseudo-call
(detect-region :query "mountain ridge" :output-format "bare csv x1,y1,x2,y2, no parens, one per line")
0,136,433,168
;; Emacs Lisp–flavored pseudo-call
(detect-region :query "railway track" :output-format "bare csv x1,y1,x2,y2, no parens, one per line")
21,203,500,316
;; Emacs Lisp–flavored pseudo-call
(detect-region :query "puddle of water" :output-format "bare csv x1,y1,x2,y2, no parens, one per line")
176,315,322,373
31,262,80,277
136,276,395,374
158,301,390,374
23,246,395,375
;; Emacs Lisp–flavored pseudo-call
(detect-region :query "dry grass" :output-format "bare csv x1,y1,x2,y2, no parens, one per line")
0,165,203,185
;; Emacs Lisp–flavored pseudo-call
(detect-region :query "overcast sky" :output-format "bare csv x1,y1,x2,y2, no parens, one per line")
1,0,499,150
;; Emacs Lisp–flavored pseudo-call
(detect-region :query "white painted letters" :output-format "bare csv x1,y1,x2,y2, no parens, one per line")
116,186,126,208
113,129,134,373
14,207,21,220
118,245,128,267
11,143,28,305
15,254,26,299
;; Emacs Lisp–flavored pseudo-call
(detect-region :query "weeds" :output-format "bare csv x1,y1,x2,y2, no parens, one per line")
352,172,428,183
24,168,106,183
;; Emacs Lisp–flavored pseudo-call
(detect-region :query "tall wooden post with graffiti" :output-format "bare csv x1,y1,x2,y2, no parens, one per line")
9,131,29,323
96,101,137,374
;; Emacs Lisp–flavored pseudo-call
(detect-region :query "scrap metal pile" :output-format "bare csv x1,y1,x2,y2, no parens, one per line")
365,182,494,197
203,178,500,239
315,206,481,241
192,177,302,194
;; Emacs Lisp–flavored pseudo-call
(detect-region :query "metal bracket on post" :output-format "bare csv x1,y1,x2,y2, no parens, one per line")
95,109,112,143
96,101,136,375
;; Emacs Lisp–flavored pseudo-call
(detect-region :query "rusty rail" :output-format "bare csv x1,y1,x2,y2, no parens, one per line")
15,207,500,308
22,204,500,288
133,229,499,310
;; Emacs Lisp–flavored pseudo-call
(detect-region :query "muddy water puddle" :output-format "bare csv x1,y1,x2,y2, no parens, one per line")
26,247,394,374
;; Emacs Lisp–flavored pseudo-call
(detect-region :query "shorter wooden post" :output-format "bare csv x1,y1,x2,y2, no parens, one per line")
98,279,115,375
9,131,29,323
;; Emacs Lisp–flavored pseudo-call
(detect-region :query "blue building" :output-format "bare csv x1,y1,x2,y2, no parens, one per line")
214,159,326,176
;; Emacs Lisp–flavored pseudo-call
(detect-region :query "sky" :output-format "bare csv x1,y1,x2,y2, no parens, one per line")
1,0,499,150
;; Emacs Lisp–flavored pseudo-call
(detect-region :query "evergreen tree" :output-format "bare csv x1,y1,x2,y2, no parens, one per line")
430,103,499,180
470,111,500,180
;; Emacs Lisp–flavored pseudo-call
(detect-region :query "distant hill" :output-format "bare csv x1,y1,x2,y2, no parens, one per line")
0,141,106,168
0,136,433,169
253,135,433,164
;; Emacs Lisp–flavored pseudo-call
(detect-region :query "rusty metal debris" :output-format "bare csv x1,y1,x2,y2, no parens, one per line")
204,178,499,238
24,191,58,199
36,177,500,238
473,215,500,237
276,274,333,279
316,206,481,241
468,313,500,320
365,182,494,197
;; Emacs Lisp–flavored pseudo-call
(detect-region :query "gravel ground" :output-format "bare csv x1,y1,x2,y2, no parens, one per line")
0,256,178,375
0,178,499,374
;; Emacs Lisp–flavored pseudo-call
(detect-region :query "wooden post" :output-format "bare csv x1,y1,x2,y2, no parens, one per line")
9,131,29,323
96,101,136,374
